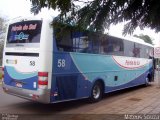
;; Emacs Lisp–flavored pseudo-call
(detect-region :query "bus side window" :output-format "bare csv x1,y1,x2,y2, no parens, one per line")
124,40,134,57
55,29,73,52
103,36,124,56
133,43,141,58
104,44,113,53
72,32,89,53
91,34,100,54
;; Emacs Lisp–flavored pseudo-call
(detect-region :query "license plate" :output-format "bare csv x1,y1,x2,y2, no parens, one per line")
16,82,22,88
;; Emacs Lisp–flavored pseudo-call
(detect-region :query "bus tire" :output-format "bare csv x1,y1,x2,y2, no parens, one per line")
89,81,103,103
145,77,150,86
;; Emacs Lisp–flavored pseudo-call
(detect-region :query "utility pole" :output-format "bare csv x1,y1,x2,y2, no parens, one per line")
154,47,160,88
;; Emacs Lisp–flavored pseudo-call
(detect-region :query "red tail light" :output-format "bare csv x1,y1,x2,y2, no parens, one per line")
38,81,48,85
38,72,48,77
38,72,48,89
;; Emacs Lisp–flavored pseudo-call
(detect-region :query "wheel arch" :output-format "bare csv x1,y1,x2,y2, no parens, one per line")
88,78,105,102
147,73,152,82
91,78,105,95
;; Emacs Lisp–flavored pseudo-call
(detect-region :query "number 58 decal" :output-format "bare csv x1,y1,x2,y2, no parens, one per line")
58,59,66,68
30,61,35,66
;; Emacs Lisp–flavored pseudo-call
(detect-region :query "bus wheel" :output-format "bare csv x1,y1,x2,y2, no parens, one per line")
145,77,150,86
89,81,103,102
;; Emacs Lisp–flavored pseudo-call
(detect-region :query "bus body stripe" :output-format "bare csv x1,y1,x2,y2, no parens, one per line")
6,66,37,80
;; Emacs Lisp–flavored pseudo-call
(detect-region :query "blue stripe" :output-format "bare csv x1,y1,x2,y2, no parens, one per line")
4,66,38,90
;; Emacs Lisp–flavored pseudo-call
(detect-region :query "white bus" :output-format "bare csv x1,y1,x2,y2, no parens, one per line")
2,17,154,103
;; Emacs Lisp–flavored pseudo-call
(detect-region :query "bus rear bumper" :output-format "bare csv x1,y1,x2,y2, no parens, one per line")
2,83,50,104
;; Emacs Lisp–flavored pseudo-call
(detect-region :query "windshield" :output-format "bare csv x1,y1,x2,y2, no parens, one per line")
6,20,42,47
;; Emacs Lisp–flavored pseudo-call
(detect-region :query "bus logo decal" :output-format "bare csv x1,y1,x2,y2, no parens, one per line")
14,32,29,40
112,56,148,70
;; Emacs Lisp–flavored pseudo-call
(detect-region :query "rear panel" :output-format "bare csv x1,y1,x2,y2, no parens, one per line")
2,17,53,103
4,53,39,90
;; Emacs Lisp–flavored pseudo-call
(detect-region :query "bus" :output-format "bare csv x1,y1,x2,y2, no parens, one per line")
2,17,154,103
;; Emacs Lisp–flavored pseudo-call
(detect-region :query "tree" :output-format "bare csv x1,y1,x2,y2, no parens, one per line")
30,0,160,34
134,34,153,45
0,16,6,65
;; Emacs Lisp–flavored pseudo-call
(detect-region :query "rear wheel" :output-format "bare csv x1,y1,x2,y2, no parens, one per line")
145,77,150,86
89,81,103,102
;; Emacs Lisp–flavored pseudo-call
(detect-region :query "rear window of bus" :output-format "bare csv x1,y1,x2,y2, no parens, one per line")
6,20,42,47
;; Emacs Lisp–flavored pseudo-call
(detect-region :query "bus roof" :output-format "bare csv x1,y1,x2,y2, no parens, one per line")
8,16,53,25
7,16,153,48
108,35,153,47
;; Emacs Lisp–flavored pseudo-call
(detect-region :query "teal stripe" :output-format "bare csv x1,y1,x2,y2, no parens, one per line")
70,53,148,86
6,66,37,80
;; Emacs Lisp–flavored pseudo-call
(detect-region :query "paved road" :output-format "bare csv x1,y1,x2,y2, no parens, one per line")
1,73,160,119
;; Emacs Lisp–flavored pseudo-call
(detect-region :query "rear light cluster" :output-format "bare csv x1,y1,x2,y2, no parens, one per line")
38,72,48,89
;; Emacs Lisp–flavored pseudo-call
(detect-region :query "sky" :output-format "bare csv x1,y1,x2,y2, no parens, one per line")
0,0,59,19
0,0,160,46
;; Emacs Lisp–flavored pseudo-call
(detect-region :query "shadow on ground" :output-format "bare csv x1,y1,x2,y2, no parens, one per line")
10,84,149,114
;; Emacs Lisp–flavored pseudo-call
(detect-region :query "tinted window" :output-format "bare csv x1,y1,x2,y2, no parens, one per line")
72,32,89,52
146,47,153,59
55,27,152,58
102,36,124,56
89,33,100,54
133,43,141,58
55,28,89,52
124,40,134,57
55,30,73,52
124,40,153,58
55,29,125,56
7,20,42,45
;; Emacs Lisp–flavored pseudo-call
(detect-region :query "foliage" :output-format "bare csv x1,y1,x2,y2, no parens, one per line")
134,34,153,45
0,16,6,66
0,17,6,33
30,0,160,34
0,40,4,65
52,18,95,40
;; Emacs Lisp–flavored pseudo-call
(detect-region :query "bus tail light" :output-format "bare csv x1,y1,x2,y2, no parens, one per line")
38,72,48,89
